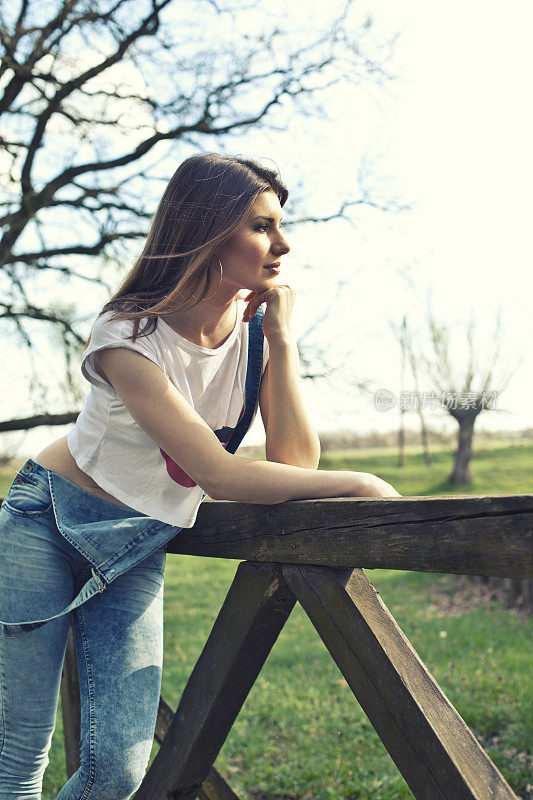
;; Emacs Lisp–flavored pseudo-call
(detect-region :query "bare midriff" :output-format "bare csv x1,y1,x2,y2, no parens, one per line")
34,434,134,509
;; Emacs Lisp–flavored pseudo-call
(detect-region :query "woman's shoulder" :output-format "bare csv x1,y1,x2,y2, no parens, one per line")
82,311,162,390
89,309,156,342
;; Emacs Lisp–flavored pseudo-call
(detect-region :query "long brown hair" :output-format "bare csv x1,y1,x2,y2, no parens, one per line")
86,153,288,346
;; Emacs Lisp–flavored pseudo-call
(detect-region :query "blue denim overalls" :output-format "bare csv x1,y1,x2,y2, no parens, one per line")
0,308,265,638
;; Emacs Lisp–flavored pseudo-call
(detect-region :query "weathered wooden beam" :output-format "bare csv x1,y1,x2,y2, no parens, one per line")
283,564,518,800
197,770,242,800
154,696,241,800
135,562,296,800
154,694,175,746
60,621,81,778
166,495,533,578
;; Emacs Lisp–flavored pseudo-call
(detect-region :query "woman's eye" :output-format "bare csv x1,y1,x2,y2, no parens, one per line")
254,223,284,232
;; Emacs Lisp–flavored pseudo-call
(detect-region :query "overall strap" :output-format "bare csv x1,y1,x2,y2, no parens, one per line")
225,307,264,455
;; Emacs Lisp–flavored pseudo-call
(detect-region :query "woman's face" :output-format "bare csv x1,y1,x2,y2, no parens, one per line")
216,190,290,294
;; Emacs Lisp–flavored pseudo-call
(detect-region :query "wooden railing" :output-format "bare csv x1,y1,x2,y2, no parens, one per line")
56,493,532,799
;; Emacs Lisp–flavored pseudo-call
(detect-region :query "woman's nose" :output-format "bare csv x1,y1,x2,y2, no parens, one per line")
275,232,290,256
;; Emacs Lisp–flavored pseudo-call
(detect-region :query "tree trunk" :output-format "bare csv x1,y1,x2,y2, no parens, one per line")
448,413,478,484
397,417,405,467
419,410,432,465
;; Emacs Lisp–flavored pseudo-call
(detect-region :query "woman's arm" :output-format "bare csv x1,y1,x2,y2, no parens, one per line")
211,455,398,503
248,284,321,468
96,347,400,505
259,334,321,469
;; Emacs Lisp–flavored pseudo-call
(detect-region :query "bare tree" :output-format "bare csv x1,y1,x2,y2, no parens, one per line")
420,309,516,484
404,316,432,464
397,313,406,466
407,334,432,465
390,315,432,466
0,0,402,434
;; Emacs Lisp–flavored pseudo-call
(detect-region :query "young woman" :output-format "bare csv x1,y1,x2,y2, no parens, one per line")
0,153,400,798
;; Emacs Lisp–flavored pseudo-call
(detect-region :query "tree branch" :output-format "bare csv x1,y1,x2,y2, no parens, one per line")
0,412,79,433
19,0,175,195
7,231,145,265
0,302,85,345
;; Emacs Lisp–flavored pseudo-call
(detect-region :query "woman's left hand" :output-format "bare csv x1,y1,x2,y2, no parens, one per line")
242,285,295,341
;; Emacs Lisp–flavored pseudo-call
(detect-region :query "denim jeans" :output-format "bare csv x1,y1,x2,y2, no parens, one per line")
0,462,167,799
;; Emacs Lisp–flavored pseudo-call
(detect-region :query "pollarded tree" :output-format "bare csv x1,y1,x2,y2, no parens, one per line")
419,309,517,485
0,0,400,434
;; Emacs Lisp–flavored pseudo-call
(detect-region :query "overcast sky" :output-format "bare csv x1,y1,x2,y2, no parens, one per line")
2,0,531,455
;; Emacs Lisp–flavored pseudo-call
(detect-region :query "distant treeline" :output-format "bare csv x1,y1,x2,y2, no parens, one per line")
239,427,533,458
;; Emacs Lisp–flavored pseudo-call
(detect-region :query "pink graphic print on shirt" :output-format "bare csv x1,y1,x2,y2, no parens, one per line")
160,403,245,487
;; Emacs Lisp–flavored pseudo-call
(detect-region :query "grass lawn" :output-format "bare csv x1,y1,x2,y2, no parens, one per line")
0,442,531,799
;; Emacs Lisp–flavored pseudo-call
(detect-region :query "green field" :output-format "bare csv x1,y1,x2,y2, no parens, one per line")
1,442,532,799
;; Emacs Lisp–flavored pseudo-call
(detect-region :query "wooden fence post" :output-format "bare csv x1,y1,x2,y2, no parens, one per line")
60,620,81,778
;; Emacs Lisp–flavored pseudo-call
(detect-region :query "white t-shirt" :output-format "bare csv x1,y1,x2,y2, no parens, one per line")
67,298,269,527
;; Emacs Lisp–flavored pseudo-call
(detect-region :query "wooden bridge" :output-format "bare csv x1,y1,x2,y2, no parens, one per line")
59,494,532,799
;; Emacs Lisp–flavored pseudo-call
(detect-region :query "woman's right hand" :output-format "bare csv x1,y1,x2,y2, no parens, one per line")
344,472,402,498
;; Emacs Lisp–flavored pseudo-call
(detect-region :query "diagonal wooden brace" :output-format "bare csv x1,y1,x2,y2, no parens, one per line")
60,622,81,778
282,564,518,800
154,696,241,800
134,561,296,800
